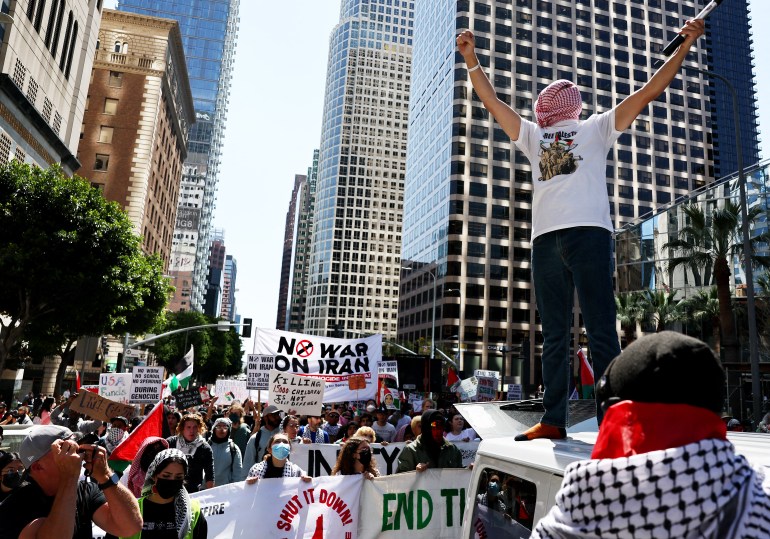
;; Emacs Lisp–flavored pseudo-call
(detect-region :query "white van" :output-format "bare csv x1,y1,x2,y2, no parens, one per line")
456,400,770,539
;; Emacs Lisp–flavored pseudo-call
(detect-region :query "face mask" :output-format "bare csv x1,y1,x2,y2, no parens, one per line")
431,426,444,444
155,478,184,499
487,481,500,497
271,442,291,460
228,413,240,424
2,470,21,489
357,449,372,468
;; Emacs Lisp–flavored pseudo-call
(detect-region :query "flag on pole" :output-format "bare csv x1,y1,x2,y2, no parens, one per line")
447,366,460,387
108,400,164,470
75,370,81,392
162,345,194,398
577,347,595,399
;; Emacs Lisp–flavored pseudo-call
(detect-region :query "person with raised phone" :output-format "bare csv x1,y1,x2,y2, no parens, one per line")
456,18,705,441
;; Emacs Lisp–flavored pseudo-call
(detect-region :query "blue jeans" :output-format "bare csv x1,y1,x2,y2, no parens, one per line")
532,227,621,427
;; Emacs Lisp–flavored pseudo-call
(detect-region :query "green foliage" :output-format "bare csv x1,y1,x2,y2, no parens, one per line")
638,289,684,332
615,291,646,347
149,312,244,384
0,163,169,373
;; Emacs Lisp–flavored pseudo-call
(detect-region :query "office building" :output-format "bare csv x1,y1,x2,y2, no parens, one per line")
276,174,306,330
0,0,102,174
287,150,319,333
78,9,194,268
303,0,414,339
118,0,240,312
202,229,225,317
221,254,237,321
398,0,749,388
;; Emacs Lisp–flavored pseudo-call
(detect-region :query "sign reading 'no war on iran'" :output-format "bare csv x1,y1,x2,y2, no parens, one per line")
246,354,273,390
129,366,164,403
270,369,324,417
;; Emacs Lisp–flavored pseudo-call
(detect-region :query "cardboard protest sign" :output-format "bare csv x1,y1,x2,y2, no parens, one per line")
99,373,132,404
129,367,164,403
246,354,273,390
358,469,473,538
378,360,400,409
70,390,136,423
255,329,381,401
458,377,478,401
175,387,204,410
474,370,499,402
507,383,523,401
199,386,211,402
214,379,252,403
348,374,366,390
188,475,363,539
270,369,324,416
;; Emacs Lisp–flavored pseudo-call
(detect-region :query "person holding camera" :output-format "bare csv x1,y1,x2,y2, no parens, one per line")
0,425,142,539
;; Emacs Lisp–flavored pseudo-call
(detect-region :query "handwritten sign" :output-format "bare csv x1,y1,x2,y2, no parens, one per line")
246,354,273,390
129,367,164,403
70,390,136,423
99,373,132,404
175,387,203,410
269,369,324,417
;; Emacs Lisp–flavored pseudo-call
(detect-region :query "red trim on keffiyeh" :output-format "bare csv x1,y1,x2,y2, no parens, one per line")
535,80,583,127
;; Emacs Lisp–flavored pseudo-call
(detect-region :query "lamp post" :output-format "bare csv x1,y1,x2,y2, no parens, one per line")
401,266,437,393
684,66,761,423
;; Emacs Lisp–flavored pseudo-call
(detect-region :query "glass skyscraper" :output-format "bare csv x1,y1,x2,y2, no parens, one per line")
303,0,414,339
118,0,240,312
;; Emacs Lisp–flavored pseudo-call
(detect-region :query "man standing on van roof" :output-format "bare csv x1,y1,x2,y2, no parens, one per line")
457,18,705,441
532,332,770,538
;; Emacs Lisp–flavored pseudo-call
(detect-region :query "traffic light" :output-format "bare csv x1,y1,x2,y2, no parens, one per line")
242,318,252,338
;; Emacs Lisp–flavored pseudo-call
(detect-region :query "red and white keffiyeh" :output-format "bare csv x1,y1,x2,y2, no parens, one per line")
535,80,583,127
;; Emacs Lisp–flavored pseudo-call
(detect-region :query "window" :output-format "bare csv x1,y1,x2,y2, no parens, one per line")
94,154,109,171
98,126,113,143
103,98,118,114
108,71,123,87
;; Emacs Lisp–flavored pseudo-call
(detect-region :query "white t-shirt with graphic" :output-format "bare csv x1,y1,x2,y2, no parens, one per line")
514,110,622,240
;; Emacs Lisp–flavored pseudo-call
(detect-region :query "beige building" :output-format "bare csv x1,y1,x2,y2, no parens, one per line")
0,0,103,174
78,9,194,269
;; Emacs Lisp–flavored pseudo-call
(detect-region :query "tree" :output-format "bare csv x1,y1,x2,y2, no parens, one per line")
664,202,770,361
149,311,244,385
680,287,722,354
0,163,169,382
639,290,684,333
615,291,645,347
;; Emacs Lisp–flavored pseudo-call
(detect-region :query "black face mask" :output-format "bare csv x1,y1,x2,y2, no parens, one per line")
155,478,184,499
2,470,22,490
357,449,372,468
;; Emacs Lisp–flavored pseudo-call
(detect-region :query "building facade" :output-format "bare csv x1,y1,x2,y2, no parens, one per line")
0,0,103,174
398,0,740,387
276,174,306,330
287,150,319,333
220,254,237,321
303,0,413,340
78,9,194,268
118,0,240,312
202,229,225,317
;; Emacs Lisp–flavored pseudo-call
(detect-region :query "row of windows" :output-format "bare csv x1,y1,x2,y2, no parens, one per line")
27,0,83,79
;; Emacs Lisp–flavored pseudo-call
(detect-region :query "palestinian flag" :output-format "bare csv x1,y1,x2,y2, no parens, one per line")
108,400,164,472
447,366,460,387
162,345,194,398
577,347,595,399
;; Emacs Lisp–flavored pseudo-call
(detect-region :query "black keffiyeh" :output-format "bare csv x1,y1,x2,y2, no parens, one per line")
532,439,770,539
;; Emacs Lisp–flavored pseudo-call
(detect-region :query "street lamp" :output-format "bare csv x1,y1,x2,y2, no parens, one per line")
401,265,437,393
684,66,761,423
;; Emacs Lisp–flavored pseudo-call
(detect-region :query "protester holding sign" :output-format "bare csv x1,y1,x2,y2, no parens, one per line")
397,410,464,473
331,436,380,480
166,413,214,493
128,448,208,539
245,433,311,483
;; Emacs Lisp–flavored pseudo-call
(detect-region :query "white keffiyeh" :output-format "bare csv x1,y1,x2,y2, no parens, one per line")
532,439,770,539
176,434,205,456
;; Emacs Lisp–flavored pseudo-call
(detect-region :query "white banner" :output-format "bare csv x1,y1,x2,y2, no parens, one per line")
358,469,472,539
270,369,325,416
129,367,164,403
255,329,382,402
98,373,132,404
190,475,363,538
247,354,274,390
288,442,479,477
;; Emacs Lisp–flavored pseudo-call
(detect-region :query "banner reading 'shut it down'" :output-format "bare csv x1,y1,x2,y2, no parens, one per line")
255,329,382,402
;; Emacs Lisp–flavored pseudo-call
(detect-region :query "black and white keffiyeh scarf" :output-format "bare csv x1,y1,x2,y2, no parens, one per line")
532,438,770,539
247,459,306,479
142,448,193,539
176,434,205,456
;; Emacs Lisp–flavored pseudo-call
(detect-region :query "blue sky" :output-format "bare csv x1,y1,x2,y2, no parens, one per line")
108,1,770,353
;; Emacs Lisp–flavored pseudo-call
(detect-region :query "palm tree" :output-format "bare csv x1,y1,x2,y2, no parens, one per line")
664,202,770,362
615,291,645,347
639,289,683,332
680,287,722,354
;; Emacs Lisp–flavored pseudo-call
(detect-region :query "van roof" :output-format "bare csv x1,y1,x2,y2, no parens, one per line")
457,400,770,475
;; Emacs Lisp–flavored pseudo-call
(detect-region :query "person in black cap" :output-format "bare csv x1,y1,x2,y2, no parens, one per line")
0,425,141,538
239,405,283,478
396,410,463,473
532,332,770,538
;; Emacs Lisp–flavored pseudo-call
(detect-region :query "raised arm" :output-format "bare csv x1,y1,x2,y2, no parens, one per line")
615,19,704,131
456,30,522,141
